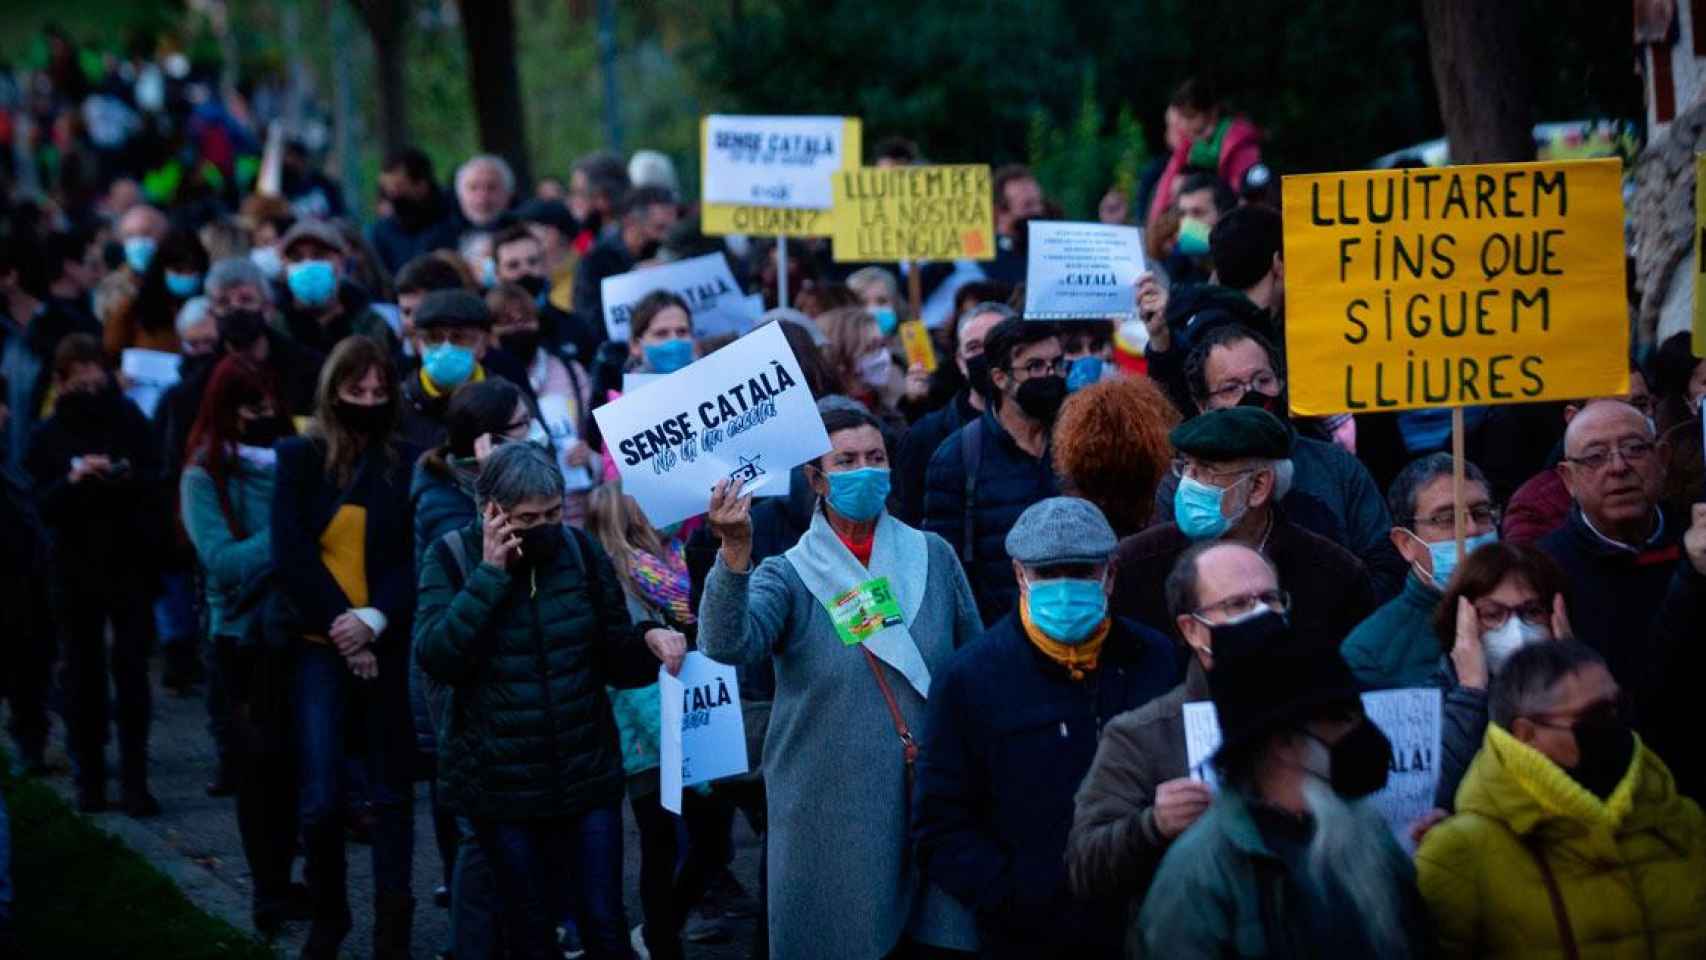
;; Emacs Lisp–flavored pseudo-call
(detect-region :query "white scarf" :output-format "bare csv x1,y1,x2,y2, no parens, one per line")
784,507,933,697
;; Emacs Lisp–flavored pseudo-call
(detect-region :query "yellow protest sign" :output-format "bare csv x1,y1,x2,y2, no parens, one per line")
829,165,995,263
1694,153,1706,359
1281,157,1627,416
700,116,862,237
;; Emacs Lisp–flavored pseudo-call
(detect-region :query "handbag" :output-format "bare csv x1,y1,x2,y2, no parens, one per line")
1524,838,1580,960
860,646,919,790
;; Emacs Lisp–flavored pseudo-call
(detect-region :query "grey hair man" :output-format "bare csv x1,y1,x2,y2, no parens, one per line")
455,154,516,230
206,257,273,316
890,301,1018,525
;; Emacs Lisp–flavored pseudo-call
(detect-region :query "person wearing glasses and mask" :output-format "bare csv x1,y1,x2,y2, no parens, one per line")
1417,641,1706,960
1536,400,1679,696
1342,453,1500,690
699,405,982,960
1067,542,1287,938
1112,406,1375,649
912,498,1177,959
924,317,1064,625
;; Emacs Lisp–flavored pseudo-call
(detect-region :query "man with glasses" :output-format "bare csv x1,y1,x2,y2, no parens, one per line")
1069,541,1289,917
1537,399,1680,693
1111,406,1375,648
925,316,1063,625
1416,640,1706,958
1157,324,1407,599
893,302,1012,525
1343,453,1499,689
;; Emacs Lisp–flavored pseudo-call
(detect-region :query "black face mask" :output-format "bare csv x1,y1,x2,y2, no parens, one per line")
56,386,116,427
1237,387,1289,420
336,400,392,437
517,522,564,565
1013,375,1068,422
1317,718,1392,799
634,239,662,262
1566,712,1635,800
218,310,267,351
964,354,994,402
516,275,547,298
238,417,284,448
387,191,434,225
499,330,541,361
1206,609,1292,663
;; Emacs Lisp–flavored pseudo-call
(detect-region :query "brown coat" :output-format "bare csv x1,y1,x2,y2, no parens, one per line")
1109,512,1376,650
1066,660,1210,910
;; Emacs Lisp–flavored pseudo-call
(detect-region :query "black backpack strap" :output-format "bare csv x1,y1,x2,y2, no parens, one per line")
435,527,476,589
960,417,983,566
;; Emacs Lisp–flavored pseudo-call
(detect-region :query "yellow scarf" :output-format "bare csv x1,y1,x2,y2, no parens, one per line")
1019,596,1109,681
419,362,485,399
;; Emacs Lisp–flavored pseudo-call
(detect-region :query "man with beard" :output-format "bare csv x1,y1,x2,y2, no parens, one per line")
369,147,461,275
25,334,165,816
924,317,1064,625
892,301,1012,525
1137,624,1430,957
1417,641,1706,958
570,185,678,352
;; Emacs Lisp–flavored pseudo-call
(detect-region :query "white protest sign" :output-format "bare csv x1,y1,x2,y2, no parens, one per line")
121,347,181,419
1022,221,1145,321
593,321,830,527
534,394,595,492
600,252,758,343
1182,687,1442,852
703,115,848,210
659,652,749,814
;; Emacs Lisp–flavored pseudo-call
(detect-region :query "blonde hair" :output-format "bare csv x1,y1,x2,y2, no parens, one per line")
815,305,880,389
586,479,666,584
846,266,907,322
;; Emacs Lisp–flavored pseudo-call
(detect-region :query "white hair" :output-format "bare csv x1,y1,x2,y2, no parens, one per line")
626,149,680,195
1300,777,1416,958
174,295,211,337
456,154,516,195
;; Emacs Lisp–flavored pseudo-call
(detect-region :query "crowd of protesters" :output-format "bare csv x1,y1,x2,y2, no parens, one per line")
0,25,1704,960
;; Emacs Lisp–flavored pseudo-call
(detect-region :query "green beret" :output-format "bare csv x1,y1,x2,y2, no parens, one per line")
1169,407,1292,461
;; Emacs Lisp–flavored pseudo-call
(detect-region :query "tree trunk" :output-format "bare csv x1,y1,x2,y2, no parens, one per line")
1419,0,1536,164
350,0,411,157
456,0,532,189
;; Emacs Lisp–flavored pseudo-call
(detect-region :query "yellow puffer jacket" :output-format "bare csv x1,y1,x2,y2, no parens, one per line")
1416,723,1706,960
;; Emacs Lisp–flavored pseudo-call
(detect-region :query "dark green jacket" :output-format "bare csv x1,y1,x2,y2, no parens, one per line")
414,524,661,820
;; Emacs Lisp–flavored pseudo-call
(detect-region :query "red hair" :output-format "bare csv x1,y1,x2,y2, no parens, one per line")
1051,375,1180,538
185,356,292,536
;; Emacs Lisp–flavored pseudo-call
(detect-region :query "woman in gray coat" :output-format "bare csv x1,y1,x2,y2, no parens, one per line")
699,405,982,960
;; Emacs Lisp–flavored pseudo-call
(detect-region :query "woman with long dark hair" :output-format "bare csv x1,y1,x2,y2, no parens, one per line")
102,227,209,358
271,335,419,958
180,356,302,934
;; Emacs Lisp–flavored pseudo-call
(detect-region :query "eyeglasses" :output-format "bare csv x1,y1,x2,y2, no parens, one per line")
1564,439,1655,473
1408,505,1500,533
1523,696,1626,732
1207,372,1283,404
1192,589,1290,622
1171,458,1254,487
1008,356,1068,379
1472,599,1549,631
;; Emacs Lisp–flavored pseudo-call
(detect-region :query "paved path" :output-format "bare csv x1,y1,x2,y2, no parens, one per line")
30,658,762,959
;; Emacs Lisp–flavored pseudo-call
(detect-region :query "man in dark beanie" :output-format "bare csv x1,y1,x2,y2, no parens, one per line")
913,497,1178,959
1136,626,1430,957
1111,405,1374,647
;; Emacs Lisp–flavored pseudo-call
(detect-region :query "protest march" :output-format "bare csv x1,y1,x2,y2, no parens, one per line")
2,7,1706,960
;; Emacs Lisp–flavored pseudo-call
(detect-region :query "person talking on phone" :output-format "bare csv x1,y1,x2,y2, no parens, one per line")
415,442,686,960
24,333,164,817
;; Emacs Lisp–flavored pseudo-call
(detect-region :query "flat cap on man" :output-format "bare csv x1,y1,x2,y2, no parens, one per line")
279,219,348,257
414,289,492,330
1169,407,1291,462
1005,496,1119,567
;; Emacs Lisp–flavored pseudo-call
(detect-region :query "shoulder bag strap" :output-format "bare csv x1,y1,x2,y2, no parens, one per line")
959,417,982,566
860,646,918,767
1523,838,1580,960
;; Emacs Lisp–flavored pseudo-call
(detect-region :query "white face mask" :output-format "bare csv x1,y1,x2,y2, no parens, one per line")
857,348,893,388
1481,616,1550,674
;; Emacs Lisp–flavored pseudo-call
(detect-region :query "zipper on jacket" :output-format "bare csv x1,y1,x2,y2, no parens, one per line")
530,592,559,790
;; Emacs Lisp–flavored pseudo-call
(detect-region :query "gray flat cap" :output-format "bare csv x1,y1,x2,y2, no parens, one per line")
1006,497,1118,567
279,219,348,256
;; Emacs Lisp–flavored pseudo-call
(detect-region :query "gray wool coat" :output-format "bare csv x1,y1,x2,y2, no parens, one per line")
699,533,983,960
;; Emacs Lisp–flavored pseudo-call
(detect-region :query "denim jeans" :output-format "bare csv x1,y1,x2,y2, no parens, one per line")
153,570,198,649
472,806,633,960
294,643,414,897
452,818,498,960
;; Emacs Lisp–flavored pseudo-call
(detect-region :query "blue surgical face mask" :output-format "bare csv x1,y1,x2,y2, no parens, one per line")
1025,575,1109,644
123,236,156,273
165,270,202,298
643,338,695,374
824,466,891,523
1066,355,1104,393
1174,471,1251,541
422,342,477,389
870,306,898,336
286,259,338,307
1412,529,1499,589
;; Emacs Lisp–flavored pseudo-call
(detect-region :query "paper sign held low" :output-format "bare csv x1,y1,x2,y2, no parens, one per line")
659,652,749,814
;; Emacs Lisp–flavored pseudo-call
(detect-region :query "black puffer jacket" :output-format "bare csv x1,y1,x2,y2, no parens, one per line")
414,524,661,820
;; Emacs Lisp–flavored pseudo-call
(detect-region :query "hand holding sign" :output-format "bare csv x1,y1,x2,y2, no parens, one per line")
1153,778,1215,839
708,476,756,572
645,627,688,677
